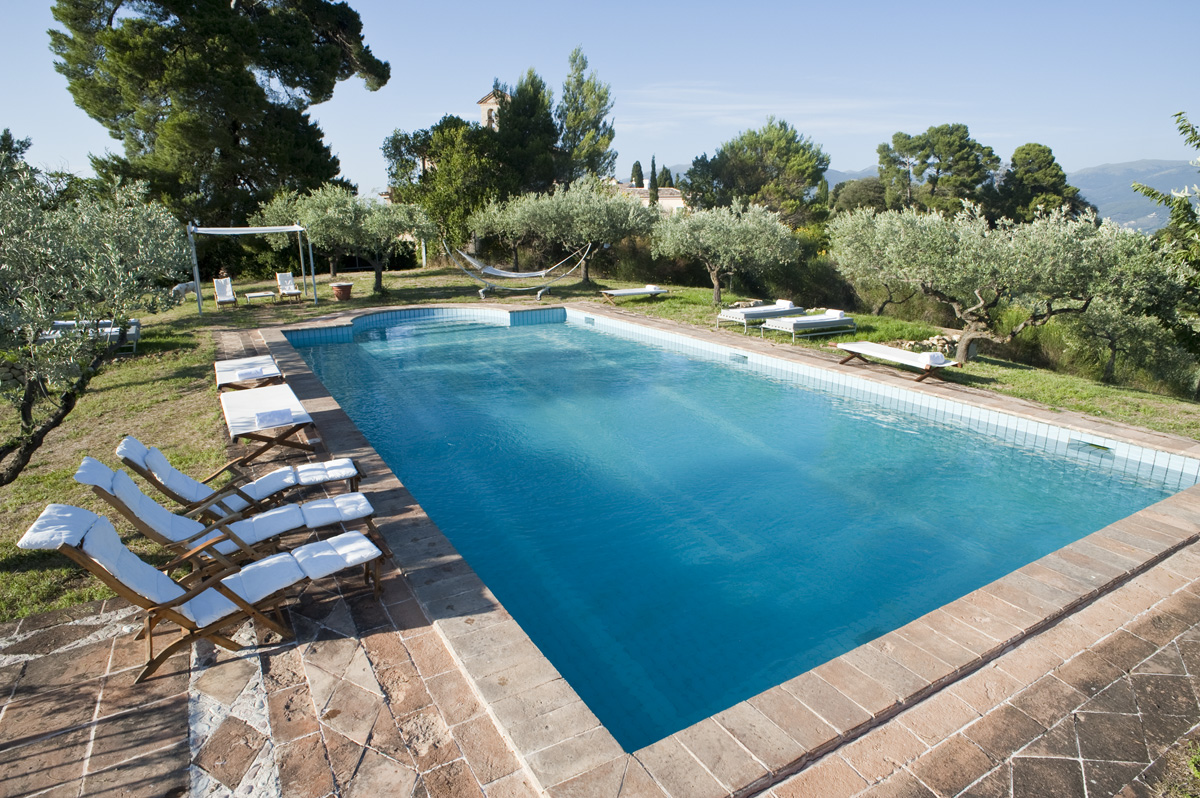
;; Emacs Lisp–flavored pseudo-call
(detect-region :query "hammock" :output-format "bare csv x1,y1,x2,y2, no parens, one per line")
444,242,590,300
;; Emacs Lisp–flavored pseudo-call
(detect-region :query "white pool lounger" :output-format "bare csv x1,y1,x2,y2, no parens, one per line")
215,354,284,390
835,341,961,382
717,300,807,332
761,310,857,341
220,383,317,464
600,285,669,304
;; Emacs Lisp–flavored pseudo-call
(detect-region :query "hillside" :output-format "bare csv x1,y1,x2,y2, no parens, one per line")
1066,159,1195,231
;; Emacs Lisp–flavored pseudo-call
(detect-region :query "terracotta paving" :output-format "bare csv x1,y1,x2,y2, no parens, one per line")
8,307,1200,797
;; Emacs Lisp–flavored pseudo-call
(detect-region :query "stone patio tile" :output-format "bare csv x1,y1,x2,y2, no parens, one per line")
361,627,414,670
324,725,366,792
453,714,522,785
377,566,416,606
193,715,267,791
1141,708,1197,758
421,759,485,798
0,623,104,656
0,662,23,705
1134,643,1187,675
261,644,307,692
491,678,580,728
782,671,873,734
893,620,979,671
474,655,561,703
897,691,981,746
869,633,958,683
1020,717,1079,758
1082,760,1146,798
388,599,433,638
89,693,188,773
1011,756,1085,798
1075,711,1150,763
461,636,546,682
277,731,335,798
0,680,101,747
1154,589,1200,627
342,646,384,696
438,599,512,641
714,701,806,773
1019,561,1096,601
1130,673,1199,717
922,610,1003,657
949,665,1023,714
860,768,939,797
962,705,1045,761
1096,526,1173,557
426,668,485,725
379,658,436,717
193,651,258,706
633,736,729,798
773,754,868,798
958,764,1010,798
1106,583,1166,620
1009,674,1088,727
365,704,413,764
676,717,769,791
543,756,625,798
749,686,840,751
488,770,544,798
1090,630,1159,674
909,735,996,798
1055,649,1125,697
505,698,600,754
0,726,90,795
302,629,360,678
343,748,419,798
838,722,927,785
524,726,624,789
841,645,931,697
396,705,463,773
1081,676,1140,714
1090,534,1161,571
994,640,1064,685
812,658,903,718
1035,617,1104,660
345,588,396,634
81,740,189,798
936,597,1024,647
269,683,320,743
405,630,458,678
1073,598,1141,640
11,639,112,698
979,575,1064,620
1126,610,1194,648
1131,566,1192,600
1036,552,1111,594
321,679,385,745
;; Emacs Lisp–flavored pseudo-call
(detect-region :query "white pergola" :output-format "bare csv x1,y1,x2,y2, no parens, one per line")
186,224,318,313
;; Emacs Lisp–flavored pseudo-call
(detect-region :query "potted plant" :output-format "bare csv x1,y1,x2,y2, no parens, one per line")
330,281,354,301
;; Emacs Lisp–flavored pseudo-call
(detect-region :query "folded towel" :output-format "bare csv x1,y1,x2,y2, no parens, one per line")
255,408,293,428
826,309,845,318
235,367,265,380
917,352,948,366
645,285,660,291
775,299,794,308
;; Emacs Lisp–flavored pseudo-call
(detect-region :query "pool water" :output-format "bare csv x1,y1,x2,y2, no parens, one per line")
296,319,1177,751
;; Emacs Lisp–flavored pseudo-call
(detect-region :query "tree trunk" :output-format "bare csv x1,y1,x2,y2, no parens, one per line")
954,330,989,363
710,267,723,306
512,246,519,272
580,247,592,284
328,253,340,278
369,254,385,295
1102,338,1118,384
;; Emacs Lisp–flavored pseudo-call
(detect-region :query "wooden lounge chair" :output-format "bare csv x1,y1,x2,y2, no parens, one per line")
761,310,857,341
276,272,303,302
220,383,317,466
213,277,238,309
717,300,807,332
75,456,390,565
835,341,961,382
19,504,382,682
215,354,284,391
116,435,360,520
600,285,668,305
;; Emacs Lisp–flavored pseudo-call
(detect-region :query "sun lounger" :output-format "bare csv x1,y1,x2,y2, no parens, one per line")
761,310,857,341
220,383,317,465
213,277,238,309
717,300,806,332
19,504,382,681
39,319,141,353
600,285,668,305
116,435,360,519
835,341,961,382
276,272,303,302
75,456,389,562
215,354,284,391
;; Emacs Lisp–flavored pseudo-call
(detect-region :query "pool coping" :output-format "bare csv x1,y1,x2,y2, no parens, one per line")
261,302,1200,798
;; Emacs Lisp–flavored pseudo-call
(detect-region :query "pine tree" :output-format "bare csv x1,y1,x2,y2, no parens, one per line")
631,161,644,187
658,164,674,188
555,48,616,181
649,155,659,205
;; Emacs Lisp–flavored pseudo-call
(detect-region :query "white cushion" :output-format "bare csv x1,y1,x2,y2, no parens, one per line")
115,436,151,469
81,517,185,606
828,309,845,318
225,504,305,546
300,494,374,528
112,470,205,543
178,588,240,628
221,552,305,605
74,457,116,491
291,532,381,579
918,352,949,366
19,504,98,550
294,458,358,486
645,285,660,291
145,448,211,504
775,299,794,308
241,467,298,501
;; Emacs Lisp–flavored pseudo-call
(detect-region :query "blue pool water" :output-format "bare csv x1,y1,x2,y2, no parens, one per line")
296,318,1177,751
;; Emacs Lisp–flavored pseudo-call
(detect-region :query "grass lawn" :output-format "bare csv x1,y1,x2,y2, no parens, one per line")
2,261,1199,620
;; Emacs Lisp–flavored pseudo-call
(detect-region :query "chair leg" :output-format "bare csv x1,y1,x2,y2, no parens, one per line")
365,519,393,559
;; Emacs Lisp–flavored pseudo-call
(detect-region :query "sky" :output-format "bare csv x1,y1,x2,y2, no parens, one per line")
3,0,1197,199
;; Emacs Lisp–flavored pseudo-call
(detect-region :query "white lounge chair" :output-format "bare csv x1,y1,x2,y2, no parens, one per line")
19,504,381,682
835,342,961,382
717,300,807,332
116,435,360,519
213,277,238,309
761,310,857,341
39,319,141,353
215,354,283,391
74,456,388,563
276,272,303,302
220,383,316,465
600,285,669,305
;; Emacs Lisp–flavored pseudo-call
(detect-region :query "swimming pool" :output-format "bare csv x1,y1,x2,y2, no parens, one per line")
289,309,1196,751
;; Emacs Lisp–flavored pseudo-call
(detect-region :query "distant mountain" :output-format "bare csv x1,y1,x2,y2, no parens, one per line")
826,166,879,187
1066,160,1195,231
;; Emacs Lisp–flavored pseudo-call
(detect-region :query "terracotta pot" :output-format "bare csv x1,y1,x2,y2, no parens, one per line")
331,282,353,301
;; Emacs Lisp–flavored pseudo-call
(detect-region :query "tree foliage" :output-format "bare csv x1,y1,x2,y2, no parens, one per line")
993,143,1093,222
831,177,887,215
648,155,658,206
494,69,559,195
0,167,189,484
652,201,799,305
50,0,389,225
0,129,32,181
555,48,616,181
830,205,1162,361
681,118,830,227
657,165,674,188
472,176,657,283
631,160,644,187
876,124,999,214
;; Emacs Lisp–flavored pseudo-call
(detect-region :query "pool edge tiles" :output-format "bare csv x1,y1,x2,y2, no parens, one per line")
267,304,1200,798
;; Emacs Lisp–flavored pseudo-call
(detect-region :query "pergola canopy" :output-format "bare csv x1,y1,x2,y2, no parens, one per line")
185,224,316,313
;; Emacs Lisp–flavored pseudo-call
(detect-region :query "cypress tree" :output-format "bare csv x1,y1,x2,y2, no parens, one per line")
658,164,674,188
649,155,659,205
631,160,644,187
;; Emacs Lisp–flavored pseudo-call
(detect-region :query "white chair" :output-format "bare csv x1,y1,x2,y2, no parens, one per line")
213,277,238,308
74,456,388,564
19,504,381,682
717,300,807,332
761,310,857,342
214,354,283,391
115,435,360,519
600,285,669,305
835,342,961,382
276,272,303,302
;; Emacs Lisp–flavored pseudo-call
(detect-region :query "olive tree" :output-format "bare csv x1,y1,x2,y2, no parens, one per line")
472,176,657,283
830,205,1153,361
652,201,799,305
0,169,189,485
